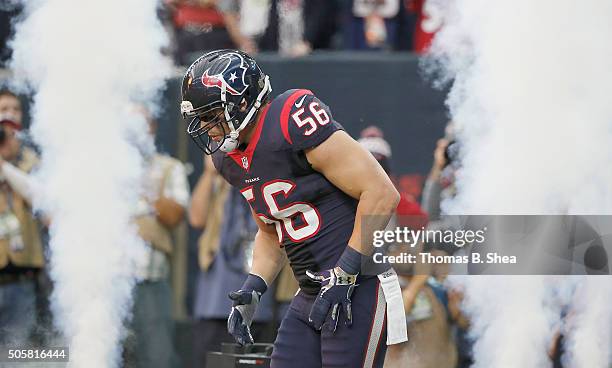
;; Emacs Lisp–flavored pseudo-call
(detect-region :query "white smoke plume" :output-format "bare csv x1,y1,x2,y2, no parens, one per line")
430,0,612,367
9,0,171,367
564,277,612,368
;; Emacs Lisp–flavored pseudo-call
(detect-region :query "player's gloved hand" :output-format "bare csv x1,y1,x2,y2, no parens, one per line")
227,274,268,346
306,246,362,332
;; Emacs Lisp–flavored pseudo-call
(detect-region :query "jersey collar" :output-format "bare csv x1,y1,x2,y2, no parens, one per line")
227,102,271,172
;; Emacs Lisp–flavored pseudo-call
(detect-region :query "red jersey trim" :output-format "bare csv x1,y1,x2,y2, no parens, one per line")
228,103,271,171
280,89,313,144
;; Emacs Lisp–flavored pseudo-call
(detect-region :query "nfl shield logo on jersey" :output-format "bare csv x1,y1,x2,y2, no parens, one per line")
242,156,249,169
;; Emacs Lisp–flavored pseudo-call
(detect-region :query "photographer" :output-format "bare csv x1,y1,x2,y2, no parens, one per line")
421,122,474,368
422,137,460,221
0,89,44,345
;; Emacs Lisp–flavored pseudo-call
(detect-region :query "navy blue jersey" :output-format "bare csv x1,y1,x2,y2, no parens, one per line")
213,89,358,294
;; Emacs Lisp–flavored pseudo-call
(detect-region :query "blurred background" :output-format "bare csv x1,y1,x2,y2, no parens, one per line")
0,1,556,368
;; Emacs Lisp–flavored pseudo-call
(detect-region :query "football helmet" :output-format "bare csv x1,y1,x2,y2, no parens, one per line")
180,50,272,154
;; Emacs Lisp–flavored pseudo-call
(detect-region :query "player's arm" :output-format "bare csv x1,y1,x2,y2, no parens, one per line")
306,130,400,257
303,130,399,331
284,91,399,257
250,212,287,285
284,92,399,330
227,209,286,346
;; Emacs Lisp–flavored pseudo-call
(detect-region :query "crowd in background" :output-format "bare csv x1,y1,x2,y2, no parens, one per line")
166,0,443,63
0,0,442,67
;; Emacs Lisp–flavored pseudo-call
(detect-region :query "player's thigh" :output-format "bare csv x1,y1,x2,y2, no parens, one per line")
321,277,387,368
271,294,321,368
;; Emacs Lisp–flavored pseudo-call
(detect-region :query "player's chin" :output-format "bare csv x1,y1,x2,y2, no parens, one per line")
208,134,223,143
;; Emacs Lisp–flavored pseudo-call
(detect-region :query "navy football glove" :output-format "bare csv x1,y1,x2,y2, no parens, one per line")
307,246,362,332
227,274,267,346
306,266,358,332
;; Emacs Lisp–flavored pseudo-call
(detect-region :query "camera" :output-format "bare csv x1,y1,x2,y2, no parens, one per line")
444,140,460,167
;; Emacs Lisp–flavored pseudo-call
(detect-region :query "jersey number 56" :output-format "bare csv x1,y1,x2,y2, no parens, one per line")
241,180,321,243
291,102,330,136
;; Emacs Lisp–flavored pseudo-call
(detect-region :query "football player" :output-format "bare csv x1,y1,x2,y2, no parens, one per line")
181,50,406,368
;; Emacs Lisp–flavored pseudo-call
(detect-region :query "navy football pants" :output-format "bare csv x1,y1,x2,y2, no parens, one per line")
271,277,387,368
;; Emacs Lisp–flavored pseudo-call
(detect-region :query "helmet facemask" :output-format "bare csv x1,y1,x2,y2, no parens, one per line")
184,75,271,154
186,107,227,155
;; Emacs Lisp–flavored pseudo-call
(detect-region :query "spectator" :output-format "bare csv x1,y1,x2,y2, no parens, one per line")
358,125,392,171
235,0,272,47
343,0,407,50
190,155,278,368
406,0,444,54
167,0,264,62
260,0,339,56
0,89,45,345
217,0,262,55
421,137,450,220
420,122,475,368
123,107,189,368
384,271,458,368
0,90,23,130
166,0,235,65
358,125,428,225
421,121,457,222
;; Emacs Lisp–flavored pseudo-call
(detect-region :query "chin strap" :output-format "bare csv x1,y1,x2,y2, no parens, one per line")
219,76,271,153
219,132,239,153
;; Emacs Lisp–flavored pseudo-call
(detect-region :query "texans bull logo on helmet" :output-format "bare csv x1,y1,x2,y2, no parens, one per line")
201,52,249,96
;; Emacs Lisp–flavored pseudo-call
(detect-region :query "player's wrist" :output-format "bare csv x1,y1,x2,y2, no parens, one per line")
337,246,363,276
242,273,268,295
